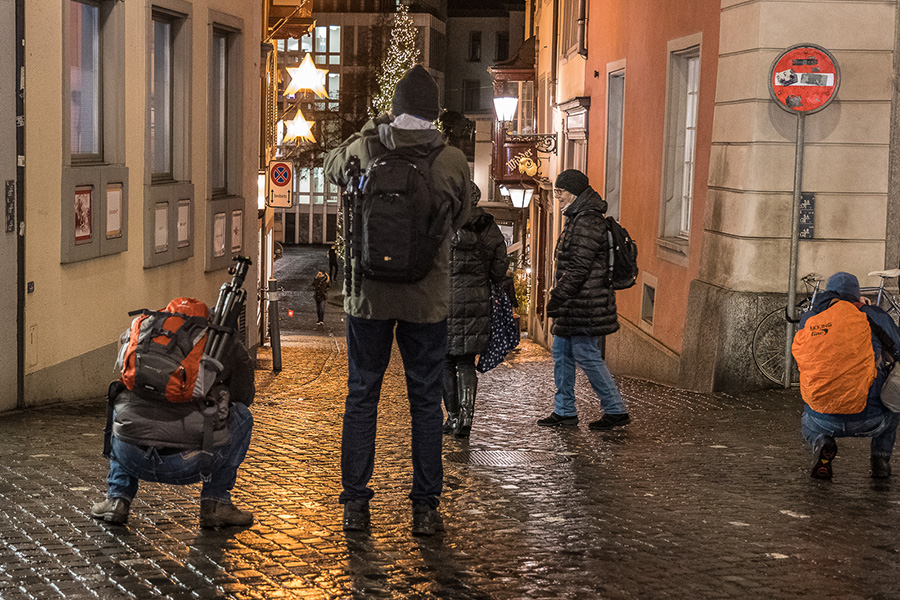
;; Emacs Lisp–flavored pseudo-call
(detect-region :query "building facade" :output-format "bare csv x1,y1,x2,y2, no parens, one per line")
4,0,263,411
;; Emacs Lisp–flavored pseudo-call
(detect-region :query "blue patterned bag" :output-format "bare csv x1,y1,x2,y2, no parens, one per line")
476,282,520,373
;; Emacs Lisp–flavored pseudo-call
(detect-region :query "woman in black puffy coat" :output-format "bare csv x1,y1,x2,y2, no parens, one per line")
443,183,509,438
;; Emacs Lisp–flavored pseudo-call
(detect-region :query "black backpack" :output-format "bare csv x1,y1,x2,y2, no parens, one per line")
606,216,639,290
356,148,448,283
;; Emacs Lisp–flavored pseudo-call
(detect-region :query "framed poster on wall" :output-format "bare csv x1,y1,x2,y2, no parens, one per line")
154,202,168,253
106,184,122,239
74,186,93,244
213,212,226,257
231,209,242,253
177,199,191,248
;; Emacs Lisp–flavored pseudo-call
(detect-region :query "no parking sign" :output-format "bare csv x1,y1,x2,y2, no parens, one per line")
267,161,293,208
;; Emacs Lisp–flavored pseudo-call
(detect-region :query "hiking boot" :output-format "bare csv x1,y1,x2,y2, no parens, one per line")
811,436,838,480
91,497,130,524
342,499,370,532
588,413,632,430
537,412,578,427
200,499,254,528
411,503,444,537
872,455,892,479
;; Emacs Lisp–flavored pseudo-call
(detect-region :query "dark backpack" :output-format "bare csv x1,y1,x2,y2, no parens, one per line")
356,148,448,283
606,216,639,290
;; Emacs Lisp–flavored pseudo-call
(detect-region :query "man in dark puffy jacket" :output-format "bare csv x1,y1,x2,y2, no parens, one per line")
539,169,631,431
443,182,509,439
91,299,255,529
324,65,470,536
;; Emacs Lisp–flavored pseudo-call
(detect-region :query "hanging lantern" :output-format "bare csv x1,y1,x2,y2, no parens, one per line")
282,108,316,143
284,54,329,98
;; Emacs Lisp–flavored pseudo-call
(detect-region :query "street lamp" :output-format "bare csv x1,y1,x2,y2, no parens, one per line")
493,95,518,125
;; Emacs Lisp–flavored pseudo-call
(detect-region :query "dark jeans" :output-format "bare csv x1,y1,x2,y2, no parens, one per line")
315,299,325,322
340,315,446,507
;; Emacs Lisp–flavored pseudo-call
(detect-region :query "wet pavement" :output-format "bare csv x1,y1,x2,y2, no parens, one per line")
3,246,900,599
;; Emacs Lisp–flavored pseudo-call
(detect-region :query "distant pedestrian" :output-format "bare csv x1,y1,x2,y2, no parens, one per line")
328,245,339,281
443,182,508,438
539,169,631,430
792,271,900,479
324,64,470,536
312,268,330,326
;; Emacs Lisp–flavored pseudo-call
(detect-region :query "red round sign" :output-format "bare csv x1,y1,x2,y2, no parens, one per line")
270,162,292,187
768,44,840,114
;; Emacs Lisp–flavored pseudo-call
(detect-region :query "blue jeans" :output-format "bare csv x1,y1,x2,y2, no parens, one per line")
801,400,899,458
553,335,627,417
340,315,445,508
105,403,253,502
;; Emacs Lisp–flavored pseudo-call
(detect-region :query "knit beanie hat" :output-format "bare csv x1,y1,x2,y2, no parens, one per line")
469,182,482,206
555,169,590,196
392,65,440,121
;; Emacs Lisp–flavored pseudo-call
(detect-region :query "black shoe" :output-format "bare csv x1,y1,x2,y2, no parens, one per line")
811,436,837,480
442,416,458,435
411,503,444,537
342,499,370,532
454,425,471,439
872,455,892,479
537,412,578,427
588,413,632,430
91,497,130,524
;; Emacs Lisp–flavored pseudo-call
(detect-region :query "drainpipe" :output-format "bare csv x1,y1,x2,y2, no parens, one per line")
576,0,587,58
550,0,558,107
15,0,24,409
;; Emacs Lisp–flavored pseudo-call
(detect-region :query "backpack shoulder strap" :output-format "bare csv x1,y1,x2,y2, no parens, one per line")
866,311,899,360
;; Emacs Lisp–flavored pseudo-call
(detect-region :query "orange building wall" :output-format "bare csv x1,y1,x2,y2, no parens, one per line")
582,0,720,356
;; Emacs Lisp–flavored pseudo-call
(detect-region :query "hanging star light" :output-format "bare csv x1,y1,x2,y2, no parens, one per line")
282,108,316,143
284,53,329,98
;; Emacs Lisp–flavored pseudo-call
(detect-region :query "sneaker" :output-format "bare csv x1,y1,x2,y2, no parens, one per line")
588,413,632,430
411,502,444,537
342,499,370,532
537,412,579,427
317,321,324,326
200,499,254,528
872,455,892,479
91,497,130,524
811,436,838,480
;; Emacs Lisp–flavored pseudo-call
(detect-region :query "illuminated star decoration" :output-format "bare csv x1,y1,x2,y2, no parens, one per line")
283,108,316,143
284,53,329,98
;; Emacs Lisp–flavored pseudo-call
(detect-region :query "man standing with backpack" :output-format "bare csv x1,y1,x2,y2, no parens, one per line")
539,169,632,431
792,272,900,479
323,65,470,536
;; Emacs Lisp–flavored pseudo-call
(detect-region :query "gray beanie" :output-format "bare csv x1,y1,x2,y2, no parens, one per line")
392,65,440,121
555,169,590,196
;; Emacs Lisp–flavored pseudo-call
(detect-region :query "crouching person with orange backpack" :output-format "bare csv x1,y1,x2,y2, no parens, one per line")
792,272,900,480
92,259,256,527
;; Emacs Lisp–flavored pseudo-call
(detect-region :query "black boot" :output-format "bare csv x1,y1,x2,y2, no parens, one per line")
454,369,478,439
442,363,459,435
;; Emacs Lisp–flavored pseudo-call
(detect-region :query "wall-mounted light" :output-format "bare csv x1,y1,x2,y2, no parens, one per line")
493,95,518,125
504,185,534,209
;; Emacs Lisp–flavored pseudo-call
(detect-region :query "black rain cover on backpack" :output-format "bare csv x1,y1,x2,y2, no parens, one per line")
357,148,448,283
606,216,639,290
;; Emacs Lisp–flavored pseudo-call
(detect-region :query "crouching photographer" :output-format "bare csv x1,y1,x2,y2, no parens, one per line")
92,258,256,528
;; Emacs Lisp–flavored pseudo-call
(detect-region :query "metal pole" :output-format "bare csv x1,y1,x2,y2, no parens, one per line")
268,278,282,373
784,113,805,388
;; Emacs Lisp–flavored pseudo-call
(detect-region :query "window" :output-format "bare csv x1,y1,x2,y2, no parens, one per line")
561,0,578,54
468,31,481,62
661,42,700,241
150,15,173,179
605,69,625,220
496,31,509,62
70,0,102,161
210,30,228,195
463,79,480,112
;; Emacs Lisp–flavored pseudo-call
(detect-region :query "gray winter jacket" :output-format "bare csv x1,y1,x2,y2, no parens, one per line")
323,116,470,323
546,187,619,338
447,207,508,355
112,339,255,449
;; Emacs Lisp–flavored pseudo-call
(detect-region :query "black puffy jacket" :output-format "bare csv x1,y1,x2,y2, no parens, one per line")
447,207,508,355
547,187,619,338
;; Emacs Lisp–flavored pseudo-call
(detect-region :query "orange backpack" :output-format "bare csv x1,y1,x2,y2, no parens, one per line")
791,300,876,414
120,297,211,403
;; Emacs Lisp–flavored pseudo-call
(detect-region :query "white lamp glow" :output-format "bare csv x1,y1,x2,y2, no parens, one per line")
507,186,534,209
258,171,266,210
284,54,329,98
283,108,316,143
493,96,518,124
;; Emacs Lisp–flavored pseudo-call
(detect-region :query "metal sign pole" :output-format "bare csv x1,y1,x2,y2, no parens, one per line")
784,113,805,388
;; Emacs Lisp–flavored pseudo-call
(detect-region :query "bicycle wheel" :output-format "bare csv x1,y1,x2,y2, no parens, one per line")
752,306,801,386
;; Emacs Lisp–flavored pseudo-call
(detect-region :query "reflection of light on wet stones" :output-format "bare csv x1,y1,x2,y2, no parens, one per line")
444,450,571,466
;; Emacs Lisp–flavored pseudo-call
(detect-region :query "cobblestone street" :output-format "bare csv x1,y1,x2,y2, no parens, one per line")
3,247,900,598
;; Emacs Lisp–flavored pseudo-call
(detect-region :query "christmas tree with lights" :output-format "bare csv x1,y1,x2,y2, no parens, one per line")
371,4,420,117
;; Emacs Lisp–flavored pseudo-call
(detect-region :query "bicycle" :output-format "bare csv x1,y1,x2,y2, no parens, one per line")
752,269,900,386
